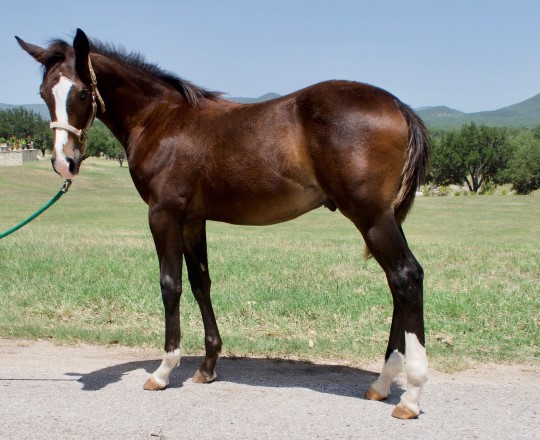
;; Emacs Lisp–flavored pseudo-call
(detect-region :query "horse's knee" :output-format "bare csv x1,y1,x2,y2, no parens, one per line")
160,275,182,306
160,274,182,292
388,260,423,306
205,334,222,354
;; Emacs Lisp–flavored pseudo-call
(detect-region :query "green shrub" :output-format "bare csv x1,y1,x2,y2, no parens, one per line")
479,180,497,195
437,186,450,196
422,184,431,197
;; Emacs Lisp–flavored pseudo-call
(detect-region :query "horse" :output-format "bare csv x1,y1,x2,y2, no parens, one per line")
17,29,429,419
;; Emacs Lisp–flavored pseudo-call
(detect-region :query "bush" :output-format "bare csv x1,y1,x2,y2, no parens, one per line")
422,184,432,197
479,180,496,195
438,186,451,196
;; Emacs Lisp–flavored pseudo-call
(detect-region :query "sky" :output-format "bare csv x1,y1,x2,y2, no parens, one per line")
1,0,539,113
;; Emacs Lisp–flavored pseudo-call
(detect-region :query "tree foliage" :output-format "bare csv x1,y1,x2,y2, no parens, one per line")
0,108,51,154
86,122,126,167
431,123,513,192
501,129,540,194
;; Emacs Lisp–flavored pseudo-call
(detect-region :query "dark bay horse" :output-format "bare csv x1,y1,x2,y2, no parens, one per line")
17,29,429,419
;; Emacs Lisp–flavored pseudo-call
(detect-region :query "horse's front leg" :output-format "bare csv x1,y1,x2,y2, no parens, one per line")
143,206,184,391
183,221,222,383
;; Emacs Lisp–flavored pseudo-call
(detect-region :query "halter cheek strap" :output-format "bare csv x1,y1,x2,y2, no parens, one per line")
49,56,106,143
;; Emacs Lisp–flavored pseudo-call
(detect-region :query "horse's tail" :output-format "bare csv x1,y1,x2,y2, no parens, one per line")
393,100,430,226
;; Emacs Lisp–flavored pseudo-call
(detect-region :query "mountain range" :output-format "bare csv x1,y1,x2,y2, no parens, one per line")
2,92,539,129
415,93,540,129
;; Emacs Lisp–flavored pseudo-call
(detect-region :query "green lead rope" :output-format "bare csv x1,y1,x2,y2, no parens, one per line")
0,179,73,239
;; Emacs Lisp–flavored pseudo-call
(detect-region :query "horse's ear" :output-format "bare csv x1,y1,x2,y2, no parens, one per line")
73,28,91,84
15,37,48,64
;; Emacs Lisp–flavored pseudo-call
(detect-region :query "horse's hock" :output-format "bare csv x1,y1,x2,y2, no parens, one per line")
0,147,38,167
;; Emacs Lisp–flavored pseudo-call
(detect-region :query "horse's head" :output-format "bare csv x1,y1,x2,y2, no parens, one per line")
16,29,104,179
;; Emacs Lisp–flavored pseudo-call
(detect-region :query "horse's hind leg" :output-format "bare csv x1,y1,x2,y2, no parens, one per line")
183,222,222,383
356,213,427,419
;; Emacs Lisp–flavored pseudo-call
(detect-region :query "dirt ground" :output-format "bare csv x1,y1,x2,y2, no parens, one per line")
0,338,538,439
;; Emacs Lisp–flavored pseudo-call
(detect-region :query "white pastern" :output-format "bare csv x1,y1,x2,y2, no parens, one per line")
370,349,404,397
149,348,182,388
51,76,75,178
400,332,428,415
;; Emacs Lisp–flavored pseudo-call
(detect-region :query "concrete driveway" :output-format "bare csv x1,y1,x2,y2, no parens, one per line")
0,339,538,439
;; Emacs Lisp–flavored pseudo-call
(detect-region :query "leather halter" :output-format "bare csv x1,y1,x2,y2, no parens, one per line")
49,56,106,142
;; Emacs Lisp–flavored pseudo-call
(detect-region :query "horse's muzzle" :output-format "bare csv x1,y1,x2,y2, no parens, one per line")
51,156,78,178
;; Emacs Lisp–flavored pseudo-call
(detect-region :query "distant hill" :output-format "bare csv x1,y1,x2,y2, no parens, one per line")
417,94,540,129
416,106,465,118
0,103,50,119
227,92,281,104
3,92,540,129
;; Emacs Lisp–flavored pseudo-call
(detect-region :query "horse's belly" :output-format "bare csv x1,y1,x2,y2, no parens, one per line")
205,184,327,226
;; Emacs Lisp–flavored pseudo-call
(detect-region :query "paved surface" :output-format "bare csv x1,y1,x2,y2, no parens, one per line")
0,338,538,439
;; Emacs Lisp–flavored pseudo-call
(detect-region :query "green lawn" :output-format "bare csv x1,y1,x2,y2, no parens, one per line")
1,158,538,371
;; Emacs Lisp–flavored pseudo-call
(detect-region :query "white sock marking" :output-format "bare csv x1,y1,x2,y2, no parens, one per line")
51,75,74,178
400,332,428,415
150,348,182,388
371,349,404,397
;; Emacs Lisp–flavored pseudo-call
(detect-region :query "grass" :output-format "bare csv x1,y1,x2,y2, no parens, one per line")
1,157,539,371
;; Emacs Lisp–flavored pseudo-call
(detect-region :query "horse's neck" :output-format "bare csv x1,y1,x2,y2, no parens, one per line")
92,55,175,148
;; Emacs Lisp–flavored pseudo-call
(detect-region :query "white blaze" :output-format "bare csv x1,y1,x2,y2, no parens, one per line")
51,76,75,178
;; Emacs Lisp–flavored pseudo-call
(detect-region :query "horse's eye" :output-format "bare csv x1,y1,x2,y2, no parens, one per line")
80,90,89,101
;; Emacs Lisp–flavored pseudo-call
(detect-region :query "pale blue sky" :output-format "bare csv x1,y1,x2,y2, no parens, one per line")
1,0,538,112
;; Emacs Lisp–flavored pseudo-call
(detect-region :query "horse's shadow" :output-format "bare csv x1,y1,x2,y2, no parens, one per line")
65,356,403,405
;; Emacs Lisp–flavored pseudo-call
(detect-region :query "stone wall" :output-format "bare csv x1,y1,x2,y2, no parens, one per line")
0,149,39,167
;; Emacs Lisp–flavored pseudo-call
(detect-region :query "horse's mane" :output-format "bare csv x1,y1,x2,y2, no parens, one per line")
45,37,222,107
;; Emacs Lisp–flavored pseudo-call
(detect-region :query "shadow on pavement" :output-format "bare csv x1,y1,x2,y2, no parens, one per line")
66,355,403,406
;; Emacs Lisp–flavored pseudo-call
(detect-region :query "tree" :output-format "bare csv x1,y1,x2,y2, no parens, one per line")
86,124,113,157
34,129,53,156
105,138,127,167
431,123,513,192
86,122,126,166
502,130,540,194
0,108,50,151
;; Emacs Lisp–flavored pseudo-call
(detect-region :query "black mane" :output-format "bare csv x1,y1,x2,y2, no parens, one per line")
89,39,222,107
46,37,222,107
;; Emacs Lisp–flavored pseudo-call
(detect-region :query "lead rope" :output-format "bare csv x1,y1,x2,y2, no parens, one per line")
0,179,73,239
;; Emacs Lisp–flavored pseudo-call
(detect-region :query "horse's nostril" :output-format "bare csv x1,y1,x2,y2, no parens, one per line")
66,157,76,175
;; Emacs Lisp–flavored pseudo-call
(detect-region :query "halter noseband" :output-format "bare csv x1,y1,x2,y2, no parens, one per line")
49,56,106,143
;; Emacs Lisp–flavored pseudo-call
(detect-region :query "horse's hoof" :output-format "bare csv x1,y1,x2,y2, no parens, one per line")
143,376,166,391
391,404,418,420
192,369,217,384
364,386,387,401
